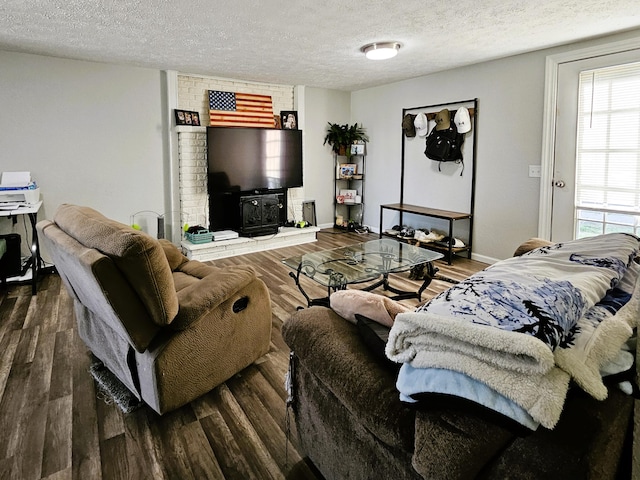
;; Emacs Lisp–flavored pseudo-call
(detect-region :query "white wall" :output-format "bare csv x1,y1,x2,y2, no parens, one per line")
0,51,167,257
4,28,640,263
301,87,351,226
352,28,640,262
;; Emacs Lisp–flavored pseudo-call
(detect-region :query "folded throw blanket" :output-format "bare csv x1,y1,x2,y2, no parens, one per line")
397,365,541,430
554,260,639,399
386,233,639,428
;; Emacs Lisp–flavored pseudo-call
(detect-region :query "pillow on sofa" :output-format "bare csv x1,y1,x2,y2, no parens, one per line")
329,290,410,328
513,238,554,257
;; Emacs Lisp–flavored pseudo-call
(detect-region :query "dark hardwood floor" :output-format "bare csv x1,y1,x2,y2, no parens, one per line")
0,229,487,480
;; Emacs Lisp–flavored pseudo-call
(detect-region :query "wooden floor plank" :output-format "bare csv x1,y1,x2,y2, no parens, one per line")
41,395,73,477
0,362,32,459
99,434,129,480
120,410,166,480
226,369,311,476
200,403,259,480
49,330,73,400
0,329,21,402
0,295,18,344
217,384,284,480
71,332,101,480
16,330,56,480
179,420,225,479
146,408,197,480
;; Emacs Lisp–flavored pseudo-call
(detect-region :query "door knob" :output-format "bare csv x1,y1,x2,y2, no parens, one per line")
553,180,566,188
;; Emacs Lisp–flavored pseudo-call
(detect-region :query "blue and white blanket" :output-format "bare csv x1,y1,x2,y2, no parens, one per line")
387,233,640,429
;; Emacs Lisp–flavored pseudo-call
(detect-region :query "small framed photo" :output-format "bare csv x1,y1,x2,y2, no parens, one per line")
339,163,357,178
175,109,200,126
350,144,365,155
274,115,282,129
281,110,298,129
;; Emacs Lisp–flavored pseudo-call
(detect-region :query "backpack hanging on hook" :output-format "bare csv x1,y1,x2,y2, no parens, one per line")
424,109,465,175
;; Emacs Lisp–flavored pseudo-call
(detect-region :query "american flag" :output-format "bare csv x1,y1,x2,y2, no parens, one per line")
208,90,274,128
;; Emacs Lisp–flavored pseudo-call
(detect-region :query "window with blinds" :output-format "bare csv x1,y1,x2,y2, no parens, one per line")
575,61,640,238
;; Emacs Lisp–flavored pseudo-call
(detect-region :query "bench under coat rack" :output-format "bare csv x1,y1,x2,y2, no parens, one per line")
379,98,478,264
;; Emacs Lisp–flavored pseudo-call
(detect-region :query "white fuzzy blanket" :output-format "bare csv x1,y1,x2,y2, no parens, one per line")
386,233,639,428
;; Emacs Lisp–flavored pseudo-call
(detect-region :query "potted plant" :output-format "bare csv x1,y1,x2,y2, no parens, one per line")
323,122,369,157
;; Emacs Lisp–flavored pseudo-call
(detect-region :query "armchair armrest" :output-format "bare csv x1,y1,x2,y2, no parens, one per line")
170,262,258,329
159,239,189,270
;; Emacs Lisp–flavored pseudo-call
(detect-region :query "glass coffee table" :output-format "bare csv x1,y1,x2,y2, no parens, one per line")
282,238,444,307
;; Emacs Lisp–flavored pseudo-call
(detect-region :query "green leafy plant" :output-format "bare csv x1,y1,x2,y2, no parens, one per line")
323,122,368,156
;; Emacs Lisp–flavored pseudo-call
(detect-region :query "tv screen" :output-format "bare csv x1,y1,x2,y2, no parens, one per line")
207,127,303,192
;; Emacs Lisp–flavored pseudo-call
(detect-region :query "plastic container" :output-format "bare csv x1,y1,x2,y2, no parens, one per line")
185,229,213,244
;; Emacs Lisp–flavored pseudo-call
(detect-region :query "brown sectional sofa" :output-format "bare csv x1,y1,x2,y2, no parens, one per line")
283,234,640,479
283,307,635,479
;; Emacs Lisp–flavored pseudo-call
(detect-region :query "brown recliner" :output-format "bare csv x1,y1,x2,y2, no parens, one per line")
37,204,272,414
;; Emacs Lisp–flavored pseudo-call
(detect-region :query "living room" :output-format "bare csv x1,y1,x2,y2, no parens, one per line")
2,3,640,479
1,25,639,263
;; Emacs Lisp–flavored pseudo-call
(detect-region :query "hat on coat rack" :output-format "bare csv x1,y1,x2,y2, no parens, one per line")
454,107,472,133
402,113,417,137
434,109,451,131
414,112,429,137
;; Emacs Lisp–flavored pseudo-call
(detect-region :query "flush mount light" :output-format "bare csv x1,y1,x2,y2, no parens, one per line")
361,42,401,60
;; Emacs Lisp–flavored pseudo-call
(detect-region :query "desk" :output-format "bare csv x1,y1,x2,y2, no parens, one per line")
0,201,45,294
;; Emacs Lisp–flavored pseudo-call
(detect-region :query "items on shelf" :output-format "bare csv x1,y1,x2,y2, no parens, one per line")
334,144,366,230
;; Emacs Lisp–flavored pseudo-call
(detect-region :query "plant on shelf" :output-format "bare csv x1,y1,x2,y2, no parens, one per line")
323,122,369,157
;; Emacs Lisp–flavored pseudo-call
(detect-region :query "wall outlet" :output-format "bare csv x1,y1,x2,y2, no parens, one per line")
528,165,541,178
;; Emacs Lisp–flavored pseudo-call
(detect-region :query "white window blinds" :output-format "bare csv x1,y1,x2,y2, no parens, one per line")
575,61,640,237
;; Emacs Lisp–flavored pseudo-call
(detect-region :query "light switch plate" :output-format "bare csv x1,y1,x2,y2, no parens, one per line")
529,165,541,178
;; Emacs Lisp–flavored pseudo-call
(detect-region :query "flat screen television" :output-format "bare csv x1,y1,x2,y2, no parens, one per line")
207,126,303,192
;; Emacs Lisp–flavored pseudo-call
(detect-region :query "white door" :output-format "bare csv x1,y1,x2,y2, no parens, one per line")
551,49,640,241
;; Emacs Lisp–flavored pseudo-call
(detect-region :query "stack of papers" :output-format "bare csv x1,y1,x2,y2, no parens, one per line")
0,172,32,190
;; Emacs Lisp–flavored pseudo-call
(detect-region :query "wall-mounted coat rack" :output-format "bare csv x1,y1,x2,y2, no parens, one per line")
379,98,478,264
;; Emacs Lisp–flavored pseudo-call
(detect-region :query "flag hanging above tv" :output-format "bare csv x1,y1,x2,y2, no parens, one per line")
208,90,274,128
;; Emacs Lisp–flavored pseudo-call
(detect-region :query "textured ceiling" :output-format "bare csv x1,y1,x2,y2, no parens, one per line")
1,1,640,91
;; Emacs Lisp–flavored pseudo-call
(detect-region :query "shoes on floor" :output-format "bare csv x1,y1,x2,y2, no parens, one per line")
414,230,444,242
437,236,466,248
397,226,415,238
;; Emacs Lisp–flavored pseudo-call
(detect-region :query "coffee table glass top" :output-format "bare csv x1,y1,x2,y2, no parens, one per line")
282,238,443,288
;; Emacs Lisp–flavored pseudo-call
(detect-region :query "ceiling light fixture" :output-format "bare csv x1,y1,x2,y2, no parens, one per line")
361,42,401,60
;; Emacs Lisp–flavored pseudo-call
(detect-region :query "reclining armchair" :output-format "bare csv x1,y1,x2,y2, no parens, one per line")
37,204,272,414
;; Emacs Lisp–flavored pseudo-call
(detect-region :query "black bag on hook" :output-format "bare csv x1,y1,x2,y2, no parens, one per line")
424,122,465,174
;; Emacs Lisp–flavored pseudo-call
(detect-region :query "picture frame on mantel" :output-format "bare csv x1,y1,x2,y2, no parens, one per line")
281,110,298,130
175,109,200,126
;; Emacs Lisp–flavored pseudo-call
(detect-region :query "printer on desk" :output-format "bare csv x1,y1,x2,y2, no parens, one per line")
0,171,40,204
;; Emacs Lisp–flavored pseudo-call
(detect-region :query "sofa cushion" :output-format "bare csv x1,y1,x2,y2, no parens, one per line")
53,204,179,326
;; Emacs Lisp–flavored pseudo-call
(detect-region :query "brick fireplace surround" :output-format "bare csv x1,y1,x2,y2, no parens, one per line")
176,74,312,260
